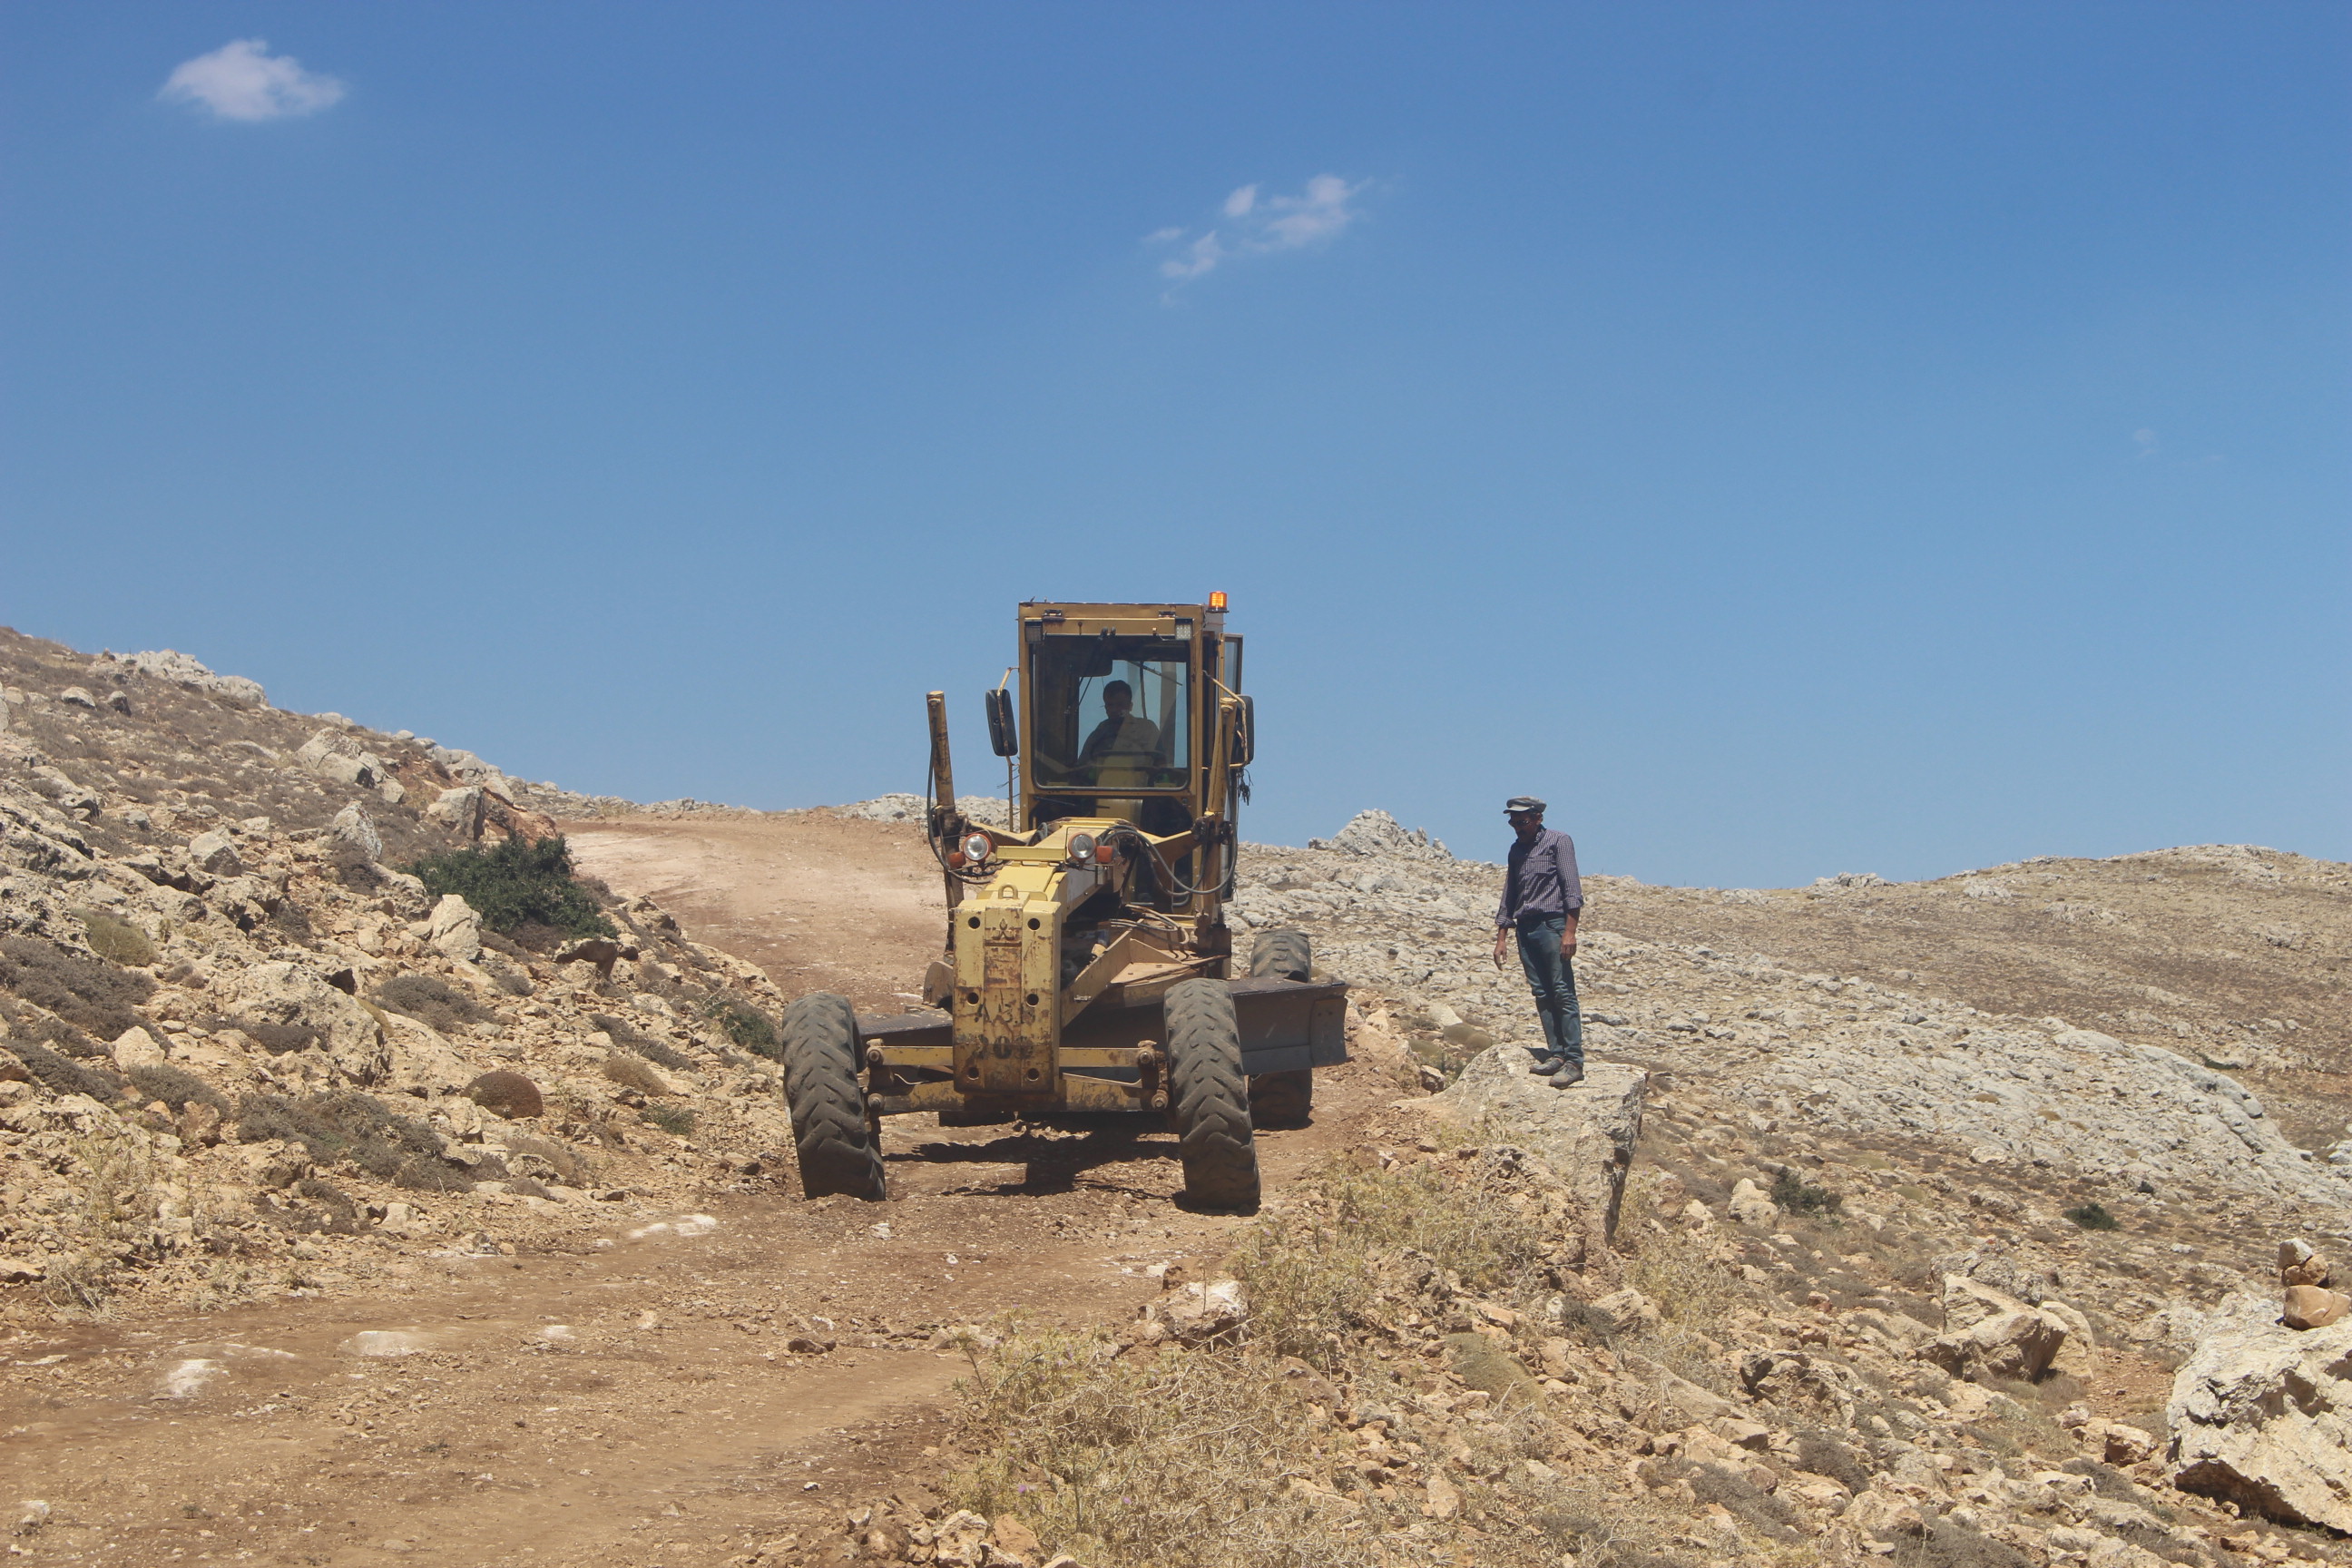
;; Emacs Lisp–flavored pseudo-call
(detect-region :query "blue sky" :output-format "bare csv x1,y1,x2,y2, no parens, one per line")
4,4,2346,886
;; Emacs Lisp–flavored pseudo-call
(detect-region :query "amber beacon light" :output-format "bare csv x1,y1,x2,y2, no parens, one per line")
1208,590,1228,612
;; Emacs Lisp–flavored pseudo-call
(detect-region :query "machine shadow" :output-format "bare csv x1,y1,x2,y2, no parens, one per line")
885,1119,1182,1197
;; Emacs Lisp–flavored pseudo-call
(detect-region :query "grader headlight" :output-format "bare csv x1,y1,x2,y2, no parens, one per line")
1066,832,1096,866
961,831,994,866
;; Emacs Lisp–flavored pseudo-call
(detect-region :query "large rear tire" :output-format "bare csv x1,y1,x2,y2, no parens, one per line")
779,993,887,1201
1245,930,1315,1129
1248,928,1313,982
1249,1068,1313,1130
1162,978,1259,1210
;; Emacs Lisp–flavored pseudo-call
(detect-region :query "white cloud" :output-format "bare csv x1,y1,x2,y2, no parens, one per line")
2132,428,2160,460
159,39,346,122
1150,174,1367,289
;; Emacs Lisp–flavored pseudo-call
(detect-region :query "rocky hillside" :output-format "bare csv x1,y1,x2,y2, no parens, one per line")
0,627,805,1315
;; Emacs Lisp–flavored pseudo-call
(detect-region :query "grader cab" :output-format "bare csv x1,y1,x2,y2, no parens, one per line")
778,597,1344,1210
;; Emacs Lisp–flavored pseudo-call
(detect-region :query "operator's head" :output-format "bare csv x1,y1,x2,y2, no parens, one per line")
1102,679,1133,717
1504,795,1546,838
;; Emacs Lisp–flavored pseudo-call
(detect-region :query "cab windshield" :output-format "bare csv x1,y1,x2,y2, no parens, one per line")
1030,636,1191,791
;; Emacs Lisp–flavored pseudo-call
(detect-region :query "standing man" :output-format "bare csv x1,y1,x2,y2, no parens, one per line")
1490,797,1585,1087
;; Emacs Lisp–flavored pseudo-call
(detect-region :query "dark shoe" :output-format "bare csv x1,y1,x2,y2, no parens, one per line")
1546,1062,1585,1088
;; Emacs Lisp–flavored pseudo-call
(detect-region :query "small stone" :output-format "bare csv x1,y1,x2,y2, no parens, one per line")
112,1025,170,1068
2103,1424,2156,1465
0,1258,48,1285
990,1516,1042,1561
187,828,243,877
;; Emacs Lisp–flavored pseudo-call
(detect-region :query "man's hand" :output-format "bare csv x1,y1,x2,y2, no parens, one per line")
1562,917,1579,960
1491,928,1509,968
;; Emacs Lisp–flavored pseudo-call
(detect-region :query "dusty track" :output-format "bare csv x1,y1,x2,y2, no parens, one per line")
2,811,1399,1567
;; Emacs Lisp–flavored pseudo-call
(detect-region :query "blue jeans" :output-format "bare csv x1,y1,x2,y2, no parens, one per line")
1514,916,1583,1067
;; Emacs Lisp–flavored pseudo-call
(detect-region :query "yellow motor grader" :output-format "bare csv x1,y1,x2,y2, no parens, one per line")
779,597,1344,1210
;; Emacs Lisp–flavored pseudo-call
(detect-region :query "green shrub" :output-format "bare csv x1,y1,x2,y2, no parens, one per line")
701,995,779,1059
403,836,614,941
641,1103,696,1136
1771,1167,1843,1216
76,909,158,967
2063,1202,2120,1231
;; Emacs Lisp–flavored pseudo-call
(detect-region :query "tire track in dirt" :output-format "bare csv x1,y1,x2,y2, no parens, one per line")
2,810,1397,1566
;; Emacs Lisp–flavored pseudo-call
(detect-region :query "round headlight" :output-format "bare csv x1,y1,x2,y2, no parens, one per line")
961,831,992,864
1066,832,1096,866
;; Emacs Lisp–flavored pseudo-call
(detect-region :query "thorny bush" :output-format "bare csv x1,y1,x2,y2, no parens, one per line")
404,835,614,942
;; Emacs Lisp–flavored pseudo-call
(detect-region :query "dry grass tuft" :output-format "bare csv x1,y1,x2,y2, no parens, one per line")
947,1323,1380,1568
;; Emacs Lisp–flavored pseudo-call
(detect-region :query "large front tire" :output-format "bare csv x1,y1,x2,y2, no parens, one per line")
1162,978,1259,1210
779,993,887,1201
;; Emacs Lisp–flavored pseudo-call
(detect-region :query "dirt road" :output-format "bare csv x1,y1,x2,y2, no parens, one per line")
1,811,1395,1567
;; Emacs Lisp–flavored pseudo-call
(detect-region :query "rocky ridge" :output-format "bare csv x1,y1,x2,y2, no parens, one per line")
0,628,806,1316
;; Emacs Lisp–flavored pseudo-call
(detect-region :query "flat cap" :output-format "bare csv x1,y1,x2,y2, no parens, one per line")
1504,796,1546,815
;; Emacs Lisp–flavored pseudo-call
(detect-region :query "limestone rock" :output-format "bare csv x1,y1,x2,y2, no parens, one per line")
236,961,388,1083
2282,1286,2349,1330
330,802,383,859
2167,1289,2352,1530
1727,1177,1779,1227
2280,1240,2331,1289
1429,1048,1645,1242
2039,1297,2100,1378
380,1013,474,1095
1740,1350,1858,1426
187,828,243,877
426,894,483,963
111,1025,169,1069
1919,1273,2073,1381
59,686,97,709
2102,1423,2155,1465
1308,808,1452,862
123,650,267,706
426,786,484,838
1152,1279,1249,1345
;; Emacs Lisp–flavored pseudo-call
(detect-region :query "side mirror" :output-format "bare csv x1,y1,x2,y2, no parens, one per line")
985,689,1018,758
1232,695,1255,766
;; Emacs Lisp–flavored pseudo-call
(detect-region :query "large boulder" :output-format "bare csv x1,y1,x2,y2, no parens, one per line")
426,895,483,964
236,961,388,1083
330,803,383,859
378,1012,474,1095
1919,1274,2071,1382
1428,1048,1646,1244
426,786,485,839
2166,1289,2352,1531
